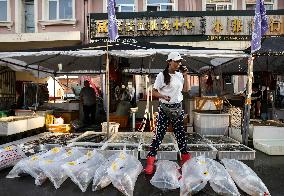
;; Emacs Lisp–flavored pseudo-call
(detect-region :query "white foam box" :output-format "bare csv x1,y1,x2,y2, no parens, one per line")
27,116,45,130
253,126,284,155
0,116,29,135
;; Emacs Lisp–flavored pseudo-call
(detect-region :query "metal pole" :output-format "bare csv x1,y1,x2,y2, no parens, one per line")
35,65,39,111
23,83,26,108
106,41,110,138
54,77,56,103
242,56,254,145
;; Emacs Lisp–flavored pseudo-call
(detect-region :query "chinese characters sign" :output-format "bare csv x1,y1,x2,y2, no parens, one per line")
89,14,284,40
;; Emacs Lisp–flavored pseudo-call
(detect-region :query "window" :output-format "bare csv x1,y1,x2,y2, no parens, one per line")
48,0,73,20
115,0,135,12
0,0,8,21
147,0,175,11
206,0,233,11
246,0,275,10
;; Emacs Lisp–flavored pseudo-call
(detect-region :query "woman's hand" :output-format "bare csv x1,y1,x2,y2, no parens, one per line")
180,65,188,75
161,95,171,101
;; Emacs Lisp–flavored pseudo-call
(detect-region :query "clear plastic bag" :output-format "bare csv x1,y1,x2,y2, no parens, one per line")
38,148,84,188
107,150,143,196
221,158,270,196
6,147,66,186
0,145,26,170
179,156,211,196
62,149,106,192
150,160,181,190
206,158,240,196
92,153,118,191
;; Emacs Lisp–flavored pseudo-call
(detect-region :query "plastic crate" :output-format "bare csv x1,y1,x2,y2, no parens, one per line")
204,135,240,144
140,132,176,144
213,144,255,160
194,112,230,135
101,143,139,159
185,144,217,159
68,131,107,144
47,124,71,133
108,132,141,144
139,144,178,160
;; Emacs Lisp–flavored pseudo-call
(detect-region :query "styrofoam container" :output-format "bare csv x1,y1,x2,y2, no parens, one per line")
0,116,36,135
194,112,230,135
185,144,217,159
253,125,284,155
101,143,139,159
139,144,178,160
213,144,255,160
254,140,284,155
27,116,45,130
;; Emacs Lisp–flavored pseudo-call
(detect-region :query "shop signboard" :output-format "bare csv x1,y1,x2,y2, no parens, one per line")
89,11,284,41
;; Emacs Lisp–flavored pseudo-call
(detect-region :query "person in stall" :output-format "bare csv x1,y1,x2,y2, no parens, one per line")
144,52,191,175
80,80,96,125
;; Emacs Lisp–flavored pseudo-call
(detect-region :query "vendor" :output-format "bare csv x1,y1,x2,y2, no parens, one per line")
251,84,261,118
80,80,96,125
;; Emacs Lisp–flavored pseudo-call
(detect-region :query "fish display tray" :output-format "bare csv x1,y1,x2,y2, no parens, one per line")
69,131,108,145
101,143,139,159
139,144,178,160
67,143,104,153
108,132,142,144
140,132,176,144
204,135,240,144
185,144,217,159
213,144,256,160
16,132,82,156
185,132,207,144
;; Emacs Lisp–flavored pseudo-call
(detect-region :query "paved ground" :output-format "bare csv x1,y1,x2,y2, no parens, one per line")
0,150,283,196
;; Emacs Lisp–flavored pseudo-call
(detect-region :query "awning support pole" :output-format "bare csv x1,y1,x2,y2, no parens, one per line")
242,56,254,146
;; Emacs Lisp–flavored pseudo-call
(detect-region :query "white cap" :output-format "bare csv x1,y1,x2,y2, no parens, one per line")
166,52,183,61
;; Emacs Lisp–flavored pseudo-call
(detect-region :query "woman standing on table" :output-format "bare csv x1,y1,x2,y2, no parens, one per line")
144,52,191,175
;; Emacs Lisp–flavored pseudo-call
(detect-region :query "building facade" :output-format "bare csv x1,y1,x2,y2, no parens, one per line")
0,0,283,51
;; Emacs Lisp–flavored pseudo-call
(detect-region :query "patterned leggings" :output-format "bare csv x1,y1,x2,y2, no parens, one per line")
147,102,188,157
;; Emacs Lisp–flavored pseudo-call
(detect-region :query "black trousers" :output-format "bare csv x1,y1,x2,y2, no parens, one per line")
148,102,188,157
83,104,96,125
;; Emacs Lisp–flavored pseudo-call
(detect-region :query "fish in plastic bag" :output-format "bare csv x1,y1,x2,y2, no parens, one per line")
107,151,143,196
38,148,84,188
6,147,66,186
179,156,211,196
206,158,240,196
62,149,106,192
0,145,26,170
221,158,270,196
150,160,181,190
92,151,124,191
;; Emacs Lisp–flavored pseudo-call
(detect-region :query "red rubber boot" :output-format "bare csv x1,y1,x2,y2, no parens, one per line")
180,153,191,167
144,156,156,175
